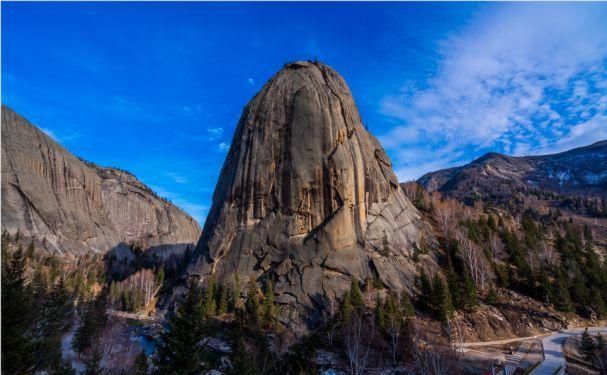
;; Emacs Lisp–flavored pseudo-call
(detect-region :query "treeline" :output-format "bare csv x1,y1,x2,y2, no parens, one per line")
402,182,607,320
153,276,453,375
1,231,77,374
109,268,164,313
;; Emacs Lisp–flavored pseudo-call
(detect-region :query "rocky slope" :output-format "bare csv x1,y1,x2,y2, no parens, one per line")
1,106,201,259
418,141,607,203
178,61,428,331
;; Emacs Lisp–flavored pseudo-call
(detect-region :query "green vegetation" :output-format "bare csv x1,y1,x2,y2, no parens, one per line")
154,282,210,374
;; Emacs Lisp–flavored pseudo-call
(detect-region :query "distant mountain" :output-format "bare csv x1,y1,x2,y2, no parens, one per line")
1,106,201,258
418,141,607,204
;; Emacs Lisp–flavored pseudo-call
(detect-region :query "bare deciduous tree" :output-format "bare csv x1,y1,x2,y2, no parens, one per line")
412,342,451,375
489,232,504,260
458,234,489,291
343,311,373,375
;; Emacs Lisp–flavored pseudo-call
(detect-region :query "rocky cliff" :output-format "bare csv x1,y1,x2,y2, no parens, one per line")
1,106,201,259
418,141,607,203
180,61,427,331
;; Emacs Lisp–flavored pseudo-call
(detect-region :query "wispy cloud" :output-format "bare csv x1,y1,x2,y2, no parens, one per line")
217,142,229,152
379,3,607,181
149,184,208,224
41,127,60,141
40,127,79,144
247,78,255,85
166,172,188,184
177,126,224,142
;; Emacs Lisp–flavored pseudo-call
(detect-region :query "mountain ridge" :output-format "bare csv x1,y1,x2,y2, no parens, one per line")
418,140,607,202
1,105,201,259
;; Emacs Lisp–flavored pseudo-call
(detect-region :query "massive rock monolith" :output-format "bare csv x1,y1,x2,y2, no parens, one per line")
183,61,425,330
1,106,201,260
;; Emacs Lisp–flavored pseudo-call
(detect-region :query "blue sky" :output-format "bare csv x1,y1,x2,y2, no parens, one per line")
2,2,607,224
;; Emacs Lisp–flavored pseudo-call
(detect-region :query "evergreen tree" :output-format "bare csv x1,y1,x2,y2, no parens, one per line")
261,281,277,328
132,351,149,375
418,270,433,311
446,267,462,310
232,274,243,310
431,274,453,323
401,292,415,318
581,328,596,360
218,285,229,315
461,273,478,310
203,275,217,317
26,239,35,259
486,287,499,305
37,277,73,370
1,247,34,375
245,276,260,322
553,269,573,312
154,282,208,374
340,290,353,322
349,278,364,308
73,291,108,354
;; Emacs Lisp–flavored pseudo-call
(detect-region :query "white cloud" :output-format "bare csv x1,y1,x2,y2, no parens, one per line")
41,127,60,141
206,127,223,140
247,78,255,85
380,3,607,180
166,172,188,184
149,184,208,224
217,142,229,152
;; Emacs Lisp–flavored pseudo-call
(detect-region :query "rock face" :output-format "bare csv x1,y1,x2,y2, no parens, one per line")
183,61,425,329
418,141,607,202
1,106,201,259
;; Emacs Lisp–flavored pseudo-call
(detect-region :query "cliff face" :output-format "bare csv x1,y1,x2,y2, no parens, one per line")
1,106,201,259
418,141,607,202
181,62,426,330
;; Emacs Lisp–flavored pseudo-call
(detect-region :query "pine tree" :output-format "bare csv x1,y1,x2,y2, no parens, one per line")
446,266,461,309
553,269,573,312
232,274,243,310
418,270,433,311
1,247,34,375
581,328,596,359
341,290,353,322
461,273,478,310
401,292,415,318
154,282,208,374
431,274,453,323
203,275,217,317
26,239,35,259
218,285,229,315
261,282,276,328
73,291,108,354
245,276,260,322
31,267,49,301
132,351,149,375
38,277,73,370
349,279,364,308
486,287,499,305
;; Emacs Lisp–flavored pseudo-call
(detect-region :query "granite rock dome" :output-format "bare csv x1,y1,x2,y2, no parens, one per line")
182,61,426,330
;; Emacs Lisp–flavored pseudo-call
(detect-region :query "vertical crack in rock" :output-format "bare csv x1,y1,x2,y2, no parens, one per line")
1,106,201,260
179,61,427,333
